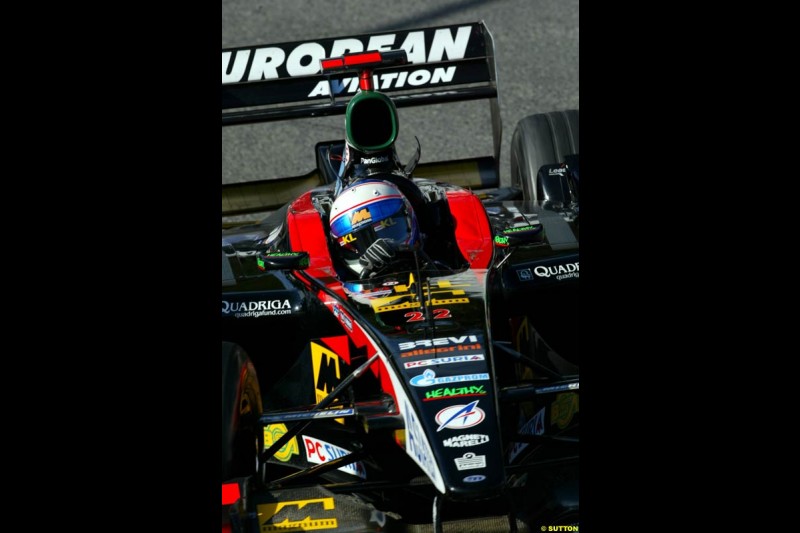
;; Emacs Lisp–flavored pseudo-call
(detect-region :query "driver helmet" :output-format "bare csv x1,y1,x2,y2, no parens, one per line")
329,179,420,278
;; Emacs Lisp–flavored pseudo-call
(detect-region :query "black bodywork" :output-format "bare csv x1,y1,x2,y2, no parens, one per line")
221,21,579,532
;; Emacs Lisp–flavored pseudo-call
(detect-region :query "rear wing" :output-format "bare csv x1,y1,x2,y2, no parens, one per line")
222,21,501,166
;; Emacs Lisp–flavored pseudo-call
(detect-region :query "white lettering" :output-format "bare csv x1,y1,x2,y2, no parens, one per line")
222,50,250,83
307,81,328,97
221,300,292,317
534,262,579,279
330,38,364,57
442,434,489,448
427,26,471,62
380,72,398,89
403,398,438,482
361,156,389,164
399,335,479,351
408,70,431,86
286,42,326,76
430,66,456,84
399,31,426,63
367,34,396,52
248,47,285,81
397,71,408,88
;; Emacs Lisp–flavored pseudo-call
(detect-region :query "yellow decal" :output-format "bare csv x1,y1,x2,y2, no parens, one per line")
257,497,337,532
551,392,579,429
311,341,345,424
430,297,470,305
375,301,421,312
263,424,299,463
350,208,372,225
375,217,396,229
370,278,472,313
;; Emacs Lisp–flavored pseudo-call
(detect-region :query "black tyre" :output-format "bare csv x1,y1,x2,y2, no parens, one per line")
222,341,263,481
510,110,579,203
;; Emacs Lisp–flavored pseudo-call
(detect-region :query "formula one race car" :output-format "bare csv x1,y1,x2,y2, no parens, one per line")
222,21,579,532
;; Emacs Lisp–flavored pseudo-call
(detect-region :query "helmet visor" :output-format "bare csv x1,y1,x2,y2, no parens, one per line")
336,209,413,261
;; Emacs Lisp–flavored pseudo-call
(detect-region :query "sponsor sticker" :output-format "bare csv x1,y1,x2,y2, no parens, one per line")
310,340,351,423
424,385,487,402
409,369,489,387
463,475,486,483
403,354,485,369
551,392,579,429
517,268,533,281
533,262,579,282
257,498,337,532
503,225,542,234
222,25,473,85
361,155,389,164
350,207,372,228
262,424,300,462
260,409,355,423
331,304,353,332
435,401,486,432
443,434,489,448
402,398,440,486
454,452,486,470
301,435,367,479
508,407,545,463
222,299,292,318
399,336,478,351
371,278,475,314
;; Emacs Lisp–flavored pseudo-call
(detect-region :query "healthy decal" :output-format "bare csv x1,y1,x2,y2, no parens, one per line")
435,400,486,432
263,424,299,463
424,384,487,402
409,369,489,388
257,498,337,532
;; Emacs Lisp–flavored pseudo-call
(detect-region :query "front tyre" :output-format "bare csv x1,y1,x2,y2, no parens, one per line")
222,341,263,481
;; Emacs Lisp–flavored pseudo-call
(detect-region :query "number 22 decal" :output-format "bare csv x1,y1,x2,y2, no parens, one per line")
404,309,452,322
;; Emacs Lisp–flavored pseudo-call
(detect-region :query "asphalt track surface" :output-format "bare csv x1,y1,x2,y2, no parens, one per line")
222,0,578,189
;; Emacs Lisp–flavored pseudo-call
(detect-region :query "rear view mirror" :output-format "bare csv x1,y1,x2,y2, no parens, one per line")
257,251,310,271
